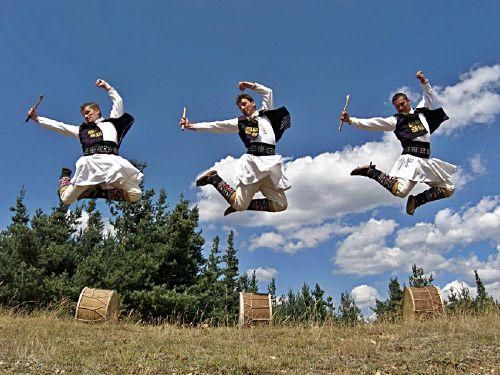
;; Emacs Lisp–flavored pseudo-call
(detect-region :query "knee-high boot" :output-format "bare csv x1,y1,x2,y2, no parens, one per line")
351,163,400,196
196,170,236,204
406,187,452,215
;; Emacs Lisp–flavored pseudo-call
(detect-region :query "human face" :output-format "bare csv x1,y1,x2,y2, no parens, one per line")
237,98,256,117
392,96,411,114
81,106,101,123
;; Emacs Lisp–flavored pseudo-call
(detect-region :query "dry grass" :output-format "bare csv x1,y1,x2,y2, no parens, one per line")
0,309,498,374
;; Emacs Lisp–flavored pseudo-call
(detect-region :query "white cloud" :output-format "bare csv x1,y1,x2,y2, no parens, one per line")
333,197,500,278
468,154,487,175
246,267,279,282
334,219,404,276
441,280,476,300
351,284,380,310
395,196,500,252
249,222,353,254
434,64,500,135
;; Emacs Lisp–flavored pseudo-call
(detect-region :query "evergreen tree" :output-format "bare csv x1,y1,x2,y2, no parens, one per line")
337,291,362,325
248,270,259,293
372,277,403,321
268,278,276,306
474,270,494,310
409,264,434,287
446,284,474,313
222,231,239,322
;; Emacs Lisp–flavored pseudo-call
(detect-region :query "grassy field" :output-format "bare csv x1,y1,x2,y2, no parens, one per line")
0,309,498,374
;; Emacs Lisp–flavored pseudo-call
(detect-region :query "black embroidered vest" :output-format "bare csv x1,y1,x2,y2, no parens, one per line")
394,107,448,142
79,113,134,155
237,106,291,148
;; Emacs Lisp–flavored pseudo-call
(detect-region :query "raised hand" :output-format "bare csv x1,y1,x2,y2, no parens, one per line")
95,78,112,91
415,71,428,84
238,81,256,91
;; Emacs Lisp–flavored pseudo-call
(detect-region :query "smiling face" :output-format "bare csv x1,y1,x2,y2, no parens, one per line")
80,103,101,123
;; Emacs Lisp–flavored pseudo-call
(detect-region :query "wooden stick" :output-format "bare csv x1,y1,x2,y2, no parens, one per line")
338,94,350,132
181,107,187,131
25,94,44,122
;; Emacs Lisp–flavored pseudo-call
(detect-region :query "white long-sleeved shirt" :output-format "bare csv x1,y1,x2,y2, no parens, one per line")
349,82,434,142
190,83,277,145
37,87,124,143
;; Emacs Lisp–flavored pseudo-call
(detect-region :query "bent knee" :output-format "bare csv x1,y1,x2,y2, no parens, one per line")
126,189,142,202
270,199,288,212
442,185,455,198
393,182,411,198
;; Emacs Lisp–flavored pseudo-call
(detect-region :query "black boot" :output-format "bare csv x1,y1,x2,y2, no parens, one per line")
196,170,236,204
406,187,450,215
60,167,72,179
351,163,399,196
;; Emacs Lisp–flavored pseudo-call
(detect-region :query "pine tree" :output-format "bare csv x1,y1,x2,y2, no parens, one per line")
222,231,239,322
372,277,403,321
474,270,494,311
248,270,259,293
337,291,362,325
268,278,277,306
409,264,434,287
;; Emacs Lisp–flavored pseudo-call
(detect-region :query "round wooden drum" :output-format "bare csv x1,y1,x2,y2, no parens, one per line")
403,286,444,320
239,292,272,326
75,287,119,322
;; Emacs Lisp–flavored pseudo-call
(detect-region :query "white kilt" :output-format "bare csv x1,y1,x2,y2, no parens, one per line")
71,154,143,188
234,154,291,191
390,154,456,183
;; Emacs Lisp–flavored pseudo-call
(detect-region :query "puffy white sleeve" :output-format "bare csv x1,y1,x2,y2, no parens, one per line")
37,117,80,139
415,81,433,109
107,87,124,118
349,116,397,131
253,82,274,110
191,118,239,133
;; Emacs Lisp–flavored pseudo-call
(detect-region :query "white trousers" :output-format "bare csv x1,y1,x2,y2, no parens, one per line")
394,178,455,198
60,180,142,205
232,175,288,212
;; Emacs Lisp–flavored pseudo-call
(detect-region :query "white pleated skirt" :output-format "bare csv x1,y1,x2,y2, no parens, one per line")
390,154,456,183
71,154,143,187
234,154,291,191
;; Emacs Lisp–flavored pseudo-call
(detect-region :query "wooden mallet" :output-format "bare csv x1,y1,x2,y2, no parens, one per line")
25,94,44,122
338,94,350,132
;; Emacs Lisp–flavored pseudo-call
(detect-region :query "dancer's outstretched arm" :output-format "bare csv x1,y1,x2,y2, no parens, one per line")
27,107,80,139
339,110,397,132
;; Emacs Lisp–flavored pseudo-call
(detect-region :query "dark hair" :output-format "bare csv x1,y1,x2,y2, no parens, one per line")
391,93,408,103
80,102,101,113
235,93,255,105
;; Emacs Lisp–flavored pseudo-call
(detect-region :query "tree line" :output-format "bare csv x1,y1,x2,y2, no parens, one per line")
0,179,497,325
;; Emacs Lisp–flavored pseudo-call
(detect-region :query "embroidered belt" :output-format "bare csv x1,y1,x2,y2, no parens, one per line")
402,141,430,158
83,144,119,156
247,142,276,156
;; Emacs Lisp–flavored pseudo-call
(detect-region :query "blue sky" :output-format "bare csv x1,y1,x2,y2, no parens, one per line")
1,1,499,315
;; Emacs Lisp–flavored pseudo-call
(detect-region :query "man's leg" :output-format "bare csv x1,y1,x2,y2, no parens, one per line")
351,163,405,196
78,181,142,202
224,176,287,216
406,181,455,215
59,168,91,205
